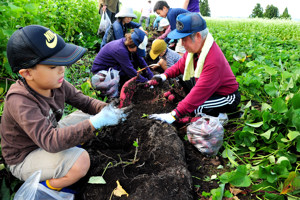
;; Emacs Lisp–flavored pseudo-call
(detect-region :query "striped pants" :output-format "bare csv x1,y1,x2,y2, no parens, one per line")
194,90,240,117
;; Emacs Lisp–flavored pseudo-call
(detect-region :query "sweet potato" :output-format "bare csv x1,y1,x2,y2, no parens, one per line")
164,91,171,98
119,77,137,108
168,94,175,102
147,80,159,86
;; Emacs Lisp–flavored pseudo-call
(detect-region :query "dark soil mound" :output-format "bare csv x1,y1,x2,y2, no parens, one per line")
75,80,224,200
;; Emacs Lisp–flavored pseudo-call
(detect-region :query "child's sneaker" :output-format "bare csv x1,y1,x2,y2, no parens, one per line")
40,180,77,194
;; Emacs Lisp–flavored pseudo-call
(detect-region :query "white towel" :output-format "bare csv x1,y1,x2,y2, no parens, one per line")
183,33,214,81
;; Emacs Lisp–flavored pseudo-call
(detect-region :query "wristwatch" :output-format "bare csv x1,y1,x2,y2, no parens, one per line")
171,110,178,120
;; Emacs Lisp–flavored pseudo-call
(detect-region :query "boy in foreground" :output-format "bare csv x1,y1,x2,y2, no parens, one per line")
0,25,128,193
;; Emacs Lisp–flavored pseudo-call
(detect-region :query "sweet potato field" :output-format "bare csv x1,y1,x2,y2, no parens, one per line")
0,0,300,199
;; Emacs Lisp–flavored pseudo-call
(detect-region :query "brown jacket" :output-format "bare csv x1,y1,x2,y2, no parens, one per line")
99,0,119,13
0,80,106,165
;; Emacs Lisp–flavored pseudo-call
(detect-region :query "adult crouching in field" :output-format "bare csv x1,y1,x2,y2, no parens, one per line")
92,28,153,90
1,25,129,194
148,13,240,124
101,7,147,48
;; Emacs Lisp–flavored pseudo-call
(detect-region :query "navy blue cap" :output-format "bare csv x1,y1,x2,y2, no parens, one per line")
131,28,148,57
168,13,207,40
7,25,86,72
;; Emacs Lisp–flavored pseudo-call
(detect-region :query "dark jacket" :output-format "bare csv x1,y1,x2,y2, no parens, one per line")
101,19,141,48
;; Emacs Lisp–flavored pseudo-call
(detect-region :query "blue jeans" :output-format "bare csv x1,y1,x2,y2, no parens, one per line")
139,16,150,28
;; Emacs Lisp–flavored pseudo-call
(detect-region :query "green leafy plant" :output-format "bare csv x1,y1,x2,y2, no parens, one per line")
201,191,211,198
210,183,225,200
141,113,149,118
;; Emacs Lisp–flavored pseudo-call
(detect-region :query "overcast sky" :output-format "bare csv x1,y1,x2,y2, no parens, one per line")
120,0,300,20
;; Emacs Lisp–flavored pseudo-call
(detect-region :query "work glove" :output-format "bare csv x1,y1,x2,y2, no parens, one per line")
149,112,176,124
148,74,167,86
90,101,128,129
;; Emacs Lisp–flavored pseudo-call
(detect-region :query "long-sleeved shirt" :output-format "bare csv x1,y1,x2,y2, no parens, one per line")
93,38,153,82
160,48,182,68
99,0,119,13
164,42,239,117
158,25,171,40
101,19,141,48
141,2,152,17
166,8,189,31
0,80,107,165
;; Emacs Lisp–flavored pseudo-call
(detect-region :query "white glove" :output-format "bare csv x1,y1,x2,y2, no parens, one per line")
153,74,167,82
90,102,127,129
148,74,167,86
149,112,176,124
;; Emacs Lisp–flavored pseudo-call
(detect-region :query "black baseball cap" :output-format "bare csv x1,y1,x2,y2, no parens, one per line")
7,25,87,73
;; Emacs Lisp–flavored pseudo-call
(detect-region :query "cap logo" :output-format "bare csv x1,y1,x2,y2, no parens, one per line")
176,21,184,31
44,30,57,49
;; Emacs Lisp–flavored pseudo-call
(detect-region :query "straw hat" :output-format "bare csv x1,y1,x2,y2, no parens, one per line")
115,7,137,19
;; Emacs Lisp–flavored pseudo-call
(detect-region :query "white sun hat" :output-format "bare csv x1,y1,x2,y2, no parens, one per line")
157,18,169,31
115,7,137,19
159,18,170,27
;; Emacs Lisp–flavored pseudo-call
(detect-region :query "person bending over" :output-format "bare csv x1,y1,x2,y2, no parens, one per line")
148,13,240,123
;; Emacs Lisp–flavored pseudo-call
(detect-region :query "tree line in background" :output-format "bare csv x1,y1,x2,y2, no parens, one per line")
250,3,291,19
199,0,210,17
199,1,292,20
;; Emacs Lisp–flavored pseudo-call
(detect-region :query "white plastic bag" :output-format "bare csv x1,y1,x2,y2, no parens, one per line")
91,68,120,97
14,170,74,200
97,11,111,35
186,113,228,156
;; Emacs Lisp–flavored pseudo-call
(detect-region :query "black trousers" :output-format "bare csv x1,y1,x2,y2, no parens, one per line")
177,75,240,117
193,89,241,117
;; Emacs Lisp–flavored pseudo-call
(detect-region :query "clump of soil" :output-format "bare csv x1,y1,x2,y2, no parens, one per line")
75,79,226,200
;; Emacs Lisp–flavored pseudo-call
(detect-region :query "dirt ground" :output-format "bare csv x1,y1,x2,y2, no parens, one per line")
71,79,248,200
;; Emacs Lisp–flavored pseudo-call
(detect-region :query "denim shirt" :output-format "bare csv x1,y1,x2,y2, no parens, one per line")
101,20,141,47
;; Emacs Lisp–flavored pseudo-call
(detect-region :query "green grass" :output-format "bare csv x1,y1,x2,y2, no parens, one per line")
206,17,300,41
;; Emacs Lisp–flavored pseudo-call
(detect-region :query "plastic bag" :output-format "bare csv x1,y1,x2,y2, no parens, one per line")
186,113,228,157
14,170,74,200
91,68,120,98
105,24,115,44
97,11,111,35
